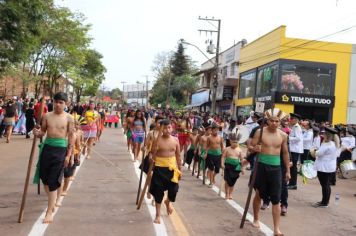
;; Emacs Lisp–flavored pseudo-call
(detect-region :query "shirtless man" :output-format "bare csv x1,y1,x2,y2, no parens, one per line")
205,123,224,187
198,125,211,182
33,92,74,224
250,108,290,236
149,119,182,224
186,126,199,170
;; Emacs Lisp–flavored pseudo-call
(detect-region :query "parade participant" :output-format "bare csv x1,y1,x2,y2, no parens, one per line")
312,127,338,208
14,104,27,135
288,113,303,190
32,92,75,224
310,126,321,161
132,110,146,161
205,123,224,187
186,126,199,169
224,119,236,147
221,132,245,199
124,110,135,152
149,119,182,224
338,127,355,165
177,112,192,158
260,119,291,215
301,120,313,165
34,97,48,121
3,100,18,143
25,103,35,138
251,108,290,236
245,111,260,134
96,103,106,141
81,101,100,159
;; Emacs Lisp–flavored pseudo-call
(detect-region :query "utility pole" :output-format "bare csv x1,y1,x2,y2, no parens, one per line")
121,81,126,106
144,75,150,109
198,16,221,114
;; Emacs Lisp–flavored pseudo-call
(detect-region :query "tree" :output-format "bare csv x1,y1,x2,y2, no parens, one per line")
71,49,106,102
0,0,52,73
150,45,199,108
171,43,189,77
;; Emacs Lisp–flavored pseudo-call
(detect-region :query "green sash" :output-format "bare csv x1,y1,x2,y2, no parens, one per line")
199,148,206,170
258,153,280,166
208,149,222,156
225,157,241,171
189,144,195,150
33,138,68,184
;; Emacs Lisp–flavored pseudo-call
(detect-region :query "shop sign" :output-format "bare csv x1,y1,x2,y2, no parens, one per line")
255,95,273,102
223,86,234,100
275,92,334,107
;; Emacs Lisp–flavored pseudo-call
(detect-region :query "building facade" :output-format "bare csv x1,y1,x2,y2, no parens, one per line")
190,41,244,117
235,26,354,124
123,83,152,108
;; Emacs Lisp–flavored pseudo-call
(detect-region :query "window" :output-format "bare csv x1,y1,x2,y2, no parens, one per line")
256,64,278,95
222,66,228,79
230,62,237,76
238,70,256,98
280,62,334,95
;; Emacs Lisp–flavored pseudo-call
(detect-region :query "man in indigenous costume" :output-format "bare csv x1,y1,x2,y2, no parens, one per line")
149,119,182,224
33,92,75,224
250,108,291,236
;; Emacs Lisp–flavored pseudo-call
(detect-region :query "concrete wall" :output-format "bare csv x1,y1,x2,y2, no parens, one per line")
347,45,356,124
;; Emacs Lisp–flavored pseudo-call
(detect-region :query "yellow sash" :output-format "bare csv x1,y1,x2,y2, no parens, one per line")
155,156,181,183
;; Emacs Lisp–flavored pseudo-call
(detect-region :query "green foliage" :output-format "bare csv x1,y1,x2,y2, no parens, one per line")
0,0,52,72
150,43,199,108
0,1,105,100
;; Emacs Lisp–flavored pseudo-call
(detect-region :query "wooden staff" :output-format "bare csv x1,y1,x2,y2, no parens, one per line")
202,157,206,185
240,106,269,229
136,147,147,205
196,157,201,179
137,127,162,210
218,168,224,196
18,97,46,223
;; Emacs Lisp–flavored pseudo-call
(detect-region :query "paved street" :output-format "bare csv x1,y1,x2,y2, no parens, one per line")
1,128,356,236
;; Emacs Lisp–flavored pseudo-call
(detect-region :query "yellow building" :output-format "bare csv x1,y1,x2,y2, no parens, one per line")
235,26,353,124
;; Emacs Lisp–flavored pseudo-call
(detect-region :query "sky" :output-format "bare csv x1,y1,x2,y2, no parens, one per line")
55,0,356,91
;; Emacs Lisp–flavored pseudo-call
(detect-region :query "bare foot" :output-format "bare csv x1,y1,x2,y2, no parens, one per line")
55,202,62,207
153,216,161,224
164,199,173,215
252,220,260,228
61,191,67,196
69,177,75,181
43,211,53,224
86,155,91,159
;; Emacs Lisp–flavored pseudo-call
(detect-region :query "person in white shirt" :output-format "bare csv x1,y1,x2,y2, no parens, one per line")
302,120,314,164
312,126,338,208
245,112,262,135
288,113,304,190
338,127,356,166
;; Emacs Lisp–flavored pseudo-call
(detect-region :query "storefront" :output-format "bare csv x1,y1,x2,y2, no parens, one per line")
186,89,210,111
234,26,353,124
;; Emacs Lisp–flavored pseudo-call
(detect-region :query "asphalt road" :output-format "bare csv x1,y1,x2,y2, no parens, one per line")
1,128,356,236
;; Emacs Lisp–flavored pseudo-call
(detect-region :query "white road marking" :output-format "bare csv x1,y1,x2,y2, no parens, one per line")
132,156,169,236
28,154,86,236
122,127,168,236
197,175,274,236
